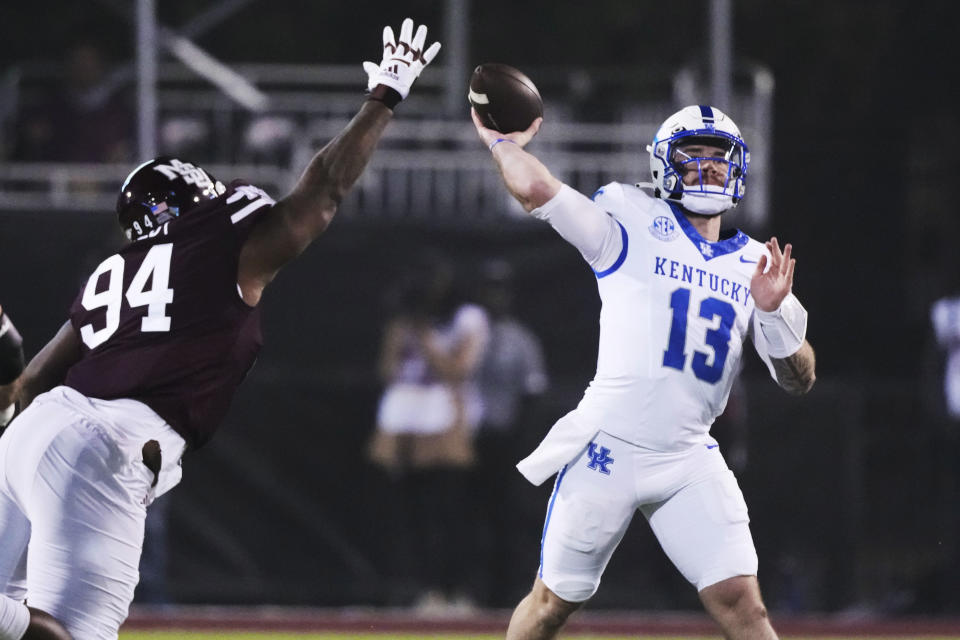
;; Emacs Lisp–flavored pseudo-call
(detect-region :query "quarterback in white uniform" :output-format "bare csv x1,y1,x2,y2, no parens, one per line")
473,105,815,640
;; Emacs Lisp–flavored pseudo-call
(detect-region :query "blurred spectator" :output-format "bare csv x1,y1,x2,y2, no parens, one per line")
367,254,489,612
475,260,548,439
240,115,298,165
470,259,548,606
930,294,960,423
159,115,211,162
14,40,132,162
927,292,960,610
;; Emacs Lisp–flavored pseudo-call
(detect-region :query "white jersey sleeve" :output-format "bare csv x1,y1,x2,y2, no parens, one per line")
748,312,779,382
531,184,625,273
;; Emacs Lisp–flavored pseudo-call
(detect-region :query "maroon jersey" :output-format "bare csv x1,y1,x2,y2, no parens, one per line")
65,181,275,449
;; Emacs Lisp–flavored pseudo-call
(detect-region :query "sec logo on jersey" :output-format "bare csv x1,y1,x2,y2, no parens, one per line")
649,215,678,241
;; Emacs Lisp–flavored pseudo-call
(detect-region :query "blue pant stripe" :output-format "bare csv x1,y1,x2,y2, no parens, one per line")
538,464,569,578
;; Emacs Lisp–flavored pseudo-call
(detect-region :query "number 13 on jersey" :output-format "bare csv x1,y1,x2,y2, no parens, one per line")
662,287,736,384
80,244,175,349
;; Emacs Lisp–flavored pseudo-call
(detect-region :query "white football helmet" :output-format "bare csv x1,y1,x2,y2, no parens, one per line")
647,105,749,215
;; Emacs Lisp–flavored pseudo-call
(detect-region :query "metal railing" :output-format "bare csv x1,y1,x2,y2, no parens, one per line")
1,63,772,229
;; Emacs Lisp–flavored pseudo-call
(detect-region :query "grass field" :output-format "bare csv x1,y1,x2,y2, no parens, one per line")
119,606,960,639
118,634,960,640
121,634,715,640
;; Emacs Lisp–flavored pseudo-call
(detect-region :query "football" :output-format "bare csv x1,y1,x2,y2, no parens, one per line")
468,63,543,133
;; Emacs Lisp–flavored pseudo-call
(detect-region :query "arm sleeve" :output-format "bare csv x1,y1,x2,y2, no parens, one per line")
749,292,807,382
748,316,779,383
530,184,624,272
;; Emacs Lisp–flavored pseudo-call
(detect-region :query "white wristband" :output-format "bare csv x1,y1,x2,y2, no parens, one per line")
756,293,807,358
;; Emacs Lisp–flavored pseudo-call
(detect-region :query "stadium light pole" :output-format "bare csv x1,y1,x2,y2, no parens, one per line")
136,0,158,160
444,0,469,118
709,0,733,112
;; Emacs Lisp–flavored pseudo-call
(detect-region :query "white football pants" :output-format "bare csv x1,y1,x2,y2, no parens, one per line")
538,430,758,602
0,386,184,640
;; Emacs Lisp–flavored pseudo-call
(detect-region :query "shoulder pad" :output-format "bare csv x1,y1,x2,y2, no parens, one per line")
591,182,656,220
223,181,276,224
590,182,623,206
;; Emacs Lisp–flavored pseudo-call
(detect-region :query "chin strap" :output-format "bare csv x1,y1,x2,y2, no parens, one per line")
756,293,808,358
680,191,734,215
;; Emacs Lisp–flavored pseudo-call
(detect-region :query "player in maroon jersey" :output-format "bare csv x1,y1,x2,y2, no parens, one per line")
0,19,440,640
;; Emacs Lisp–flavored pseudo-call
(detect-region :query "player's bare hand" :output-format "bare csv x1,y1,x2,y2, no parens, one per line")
751,237,795,312
471,108,542,150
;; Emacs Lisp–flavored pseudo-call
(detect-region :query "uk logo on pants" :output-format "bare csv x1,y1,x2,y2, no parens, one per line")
586,442,614,475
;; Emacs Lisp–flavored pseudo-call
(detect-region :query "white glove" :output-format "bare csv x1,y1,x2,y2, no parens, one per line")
363,18,441,100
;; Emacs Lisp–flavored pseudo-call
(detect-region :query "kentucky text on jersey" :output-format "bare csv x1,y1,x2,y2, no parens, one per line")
653,256,751,307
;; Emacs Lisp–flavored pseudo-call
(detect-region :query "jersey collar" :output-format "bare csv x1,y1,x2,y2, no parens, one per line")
667,202,748,261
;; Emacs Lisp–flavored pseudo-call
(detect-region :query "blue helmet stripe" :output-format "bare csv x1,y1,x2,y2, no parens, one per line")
698,105,715,124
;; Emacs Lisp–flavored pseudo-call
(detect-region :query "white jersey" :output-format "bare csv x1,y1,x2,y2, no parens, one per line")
519,182,786,483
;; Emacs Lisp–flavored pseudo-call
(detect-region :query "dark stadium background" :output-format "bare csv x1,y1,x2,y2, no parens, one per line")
2,0,959,619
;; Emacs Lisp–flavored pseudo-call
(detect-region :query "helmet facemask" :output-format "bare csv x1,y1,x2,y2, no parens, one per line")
648,106,749,217
671,134,747,215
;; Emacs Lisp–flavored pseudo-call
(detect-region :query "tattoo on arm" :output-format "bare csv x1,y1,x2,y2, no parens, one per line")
238,100,394,304
771,340,816,395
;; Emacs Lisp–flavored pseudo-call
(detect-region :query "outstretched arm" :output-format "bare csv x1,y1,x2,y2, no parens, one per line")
471,109,559,211
751,238,816,395
237,101,393,304
7,321,82,414
237,19,441,305
471,109,623,271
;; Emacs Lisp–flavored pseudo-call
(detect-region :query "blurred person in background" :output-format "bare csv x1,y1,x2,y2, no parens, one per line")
927,291,960,609
473,104,815,640
0,19,440,640
368,254,489,613
471,259,548,607
14,40,132,163
930,294,960,426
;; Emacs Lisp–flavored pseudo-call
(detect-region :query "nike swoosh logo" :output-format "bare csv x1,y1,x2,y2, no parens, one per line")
706,444,719,449
739,256,758,264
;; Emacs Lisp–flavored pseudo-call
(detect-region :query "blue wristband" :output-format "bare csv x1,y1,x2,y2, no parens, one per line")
489,138,516,151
